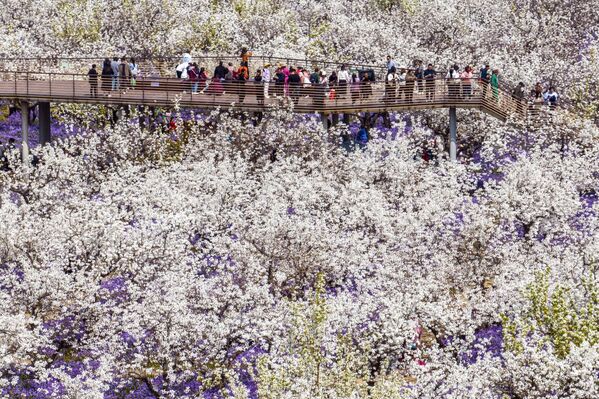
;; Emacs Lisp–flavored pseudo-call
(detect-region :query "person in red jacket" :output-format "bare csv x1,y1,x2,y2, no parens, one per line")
188,63,199,93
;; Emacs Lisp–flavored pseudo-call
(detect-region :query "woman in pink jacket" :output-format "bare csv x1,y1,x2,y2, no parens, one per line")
460,65,474,98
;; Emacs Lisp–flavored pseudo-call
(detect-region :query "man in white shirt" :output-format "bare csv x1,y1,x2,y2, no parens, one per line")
337,64,351,98
262,64,271,98
397,68,407,101
446,64,460,99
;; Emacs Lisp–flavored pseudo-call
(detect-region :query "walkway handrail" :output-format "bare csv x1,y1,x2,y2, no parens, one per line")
0,70,525,121
0,56,518,87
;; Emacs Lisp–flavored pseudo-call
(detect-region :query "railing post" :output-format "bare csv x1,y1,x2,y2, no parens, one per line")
449,107,457,162
26,72,29,96
72,74,75,100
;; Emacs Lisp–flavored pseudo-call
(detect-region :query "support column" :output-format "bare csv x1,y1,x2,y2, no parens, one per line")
449,107,457,162
39,102,51,145
21,101,29,162
342,113,350,125
331,113,339,127
321,113,329,130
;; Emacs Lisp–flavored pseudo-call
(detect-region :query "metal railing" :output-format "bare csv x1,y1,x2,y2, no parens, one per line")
0,70,524,120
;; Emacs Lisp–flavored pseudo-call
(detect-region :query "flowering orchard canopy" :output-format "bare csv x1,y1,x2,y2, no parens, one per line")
1,1,599,399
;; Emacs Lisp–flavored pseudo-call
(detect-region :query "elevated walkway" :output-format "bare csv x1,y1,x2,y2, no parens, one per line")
0,56,528,161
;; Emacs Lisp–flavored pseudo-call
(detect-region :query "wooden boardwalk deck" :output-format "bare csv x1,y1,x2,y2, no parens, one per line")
0,73,523,121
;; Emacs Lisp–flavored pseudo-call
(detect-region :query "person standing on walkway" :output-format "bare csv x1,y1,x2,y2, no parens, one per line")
236,64,248,103
512,82,526,115
405,69,416,102
262,64,271,98
360,71,371,100
281,64,290,96
338,64,350,99
240,47,252,71
110,57,120,90
423,64,436,101
460,65,473,97
350,73,360,104
101,58,112,93
129,58,139,88
188,63,199,93
385,67,398,103
414,60,424,93
118,57,130,89
480,65,491,98
544,86,559,108
289,67,302,104
534,82,544,100
214,61,228,81
446,64,460,100
87,64,98,98
387,56,397,74
199,67,209,93
397,68,407,102
254,69,264,105
491,69,500,101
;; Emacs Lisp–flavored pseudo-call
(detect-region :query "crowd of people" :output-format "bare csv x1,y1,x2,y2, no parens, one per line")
86,57,140,97
87,51,559,110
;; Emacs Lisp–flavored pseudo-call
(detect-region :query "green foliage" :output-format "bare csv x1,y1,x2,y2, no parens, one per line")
371,0,419,14
53,0,102,45
502,267,599,359
254,273,410,398
181,16,232,53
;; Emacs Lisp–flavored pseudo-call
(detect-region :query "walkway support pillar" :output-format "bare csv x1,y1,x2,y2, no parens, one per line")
39,102,51,145
331,113,339,127
21,101,29,162
449,107,457,162
321,113,329,130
